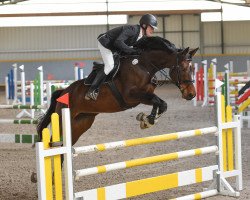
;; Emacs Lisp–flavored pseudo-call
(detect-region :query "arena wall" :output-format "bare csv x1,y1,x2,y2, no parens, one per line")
0,15,250,84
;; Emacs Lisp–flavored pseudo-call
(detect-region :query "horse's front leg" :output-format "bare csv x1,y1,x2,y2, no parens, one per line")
147,104,158,124
130,90,167,129
156,98,168,118
146,95,166,125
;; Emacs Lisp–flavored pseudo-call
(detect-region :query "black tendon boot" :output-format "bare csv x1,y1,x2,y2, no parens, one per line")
85,70,106,100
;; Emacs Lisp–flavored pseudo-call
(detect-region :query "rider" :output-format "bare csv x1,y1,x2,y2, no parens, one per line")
85,14,158,101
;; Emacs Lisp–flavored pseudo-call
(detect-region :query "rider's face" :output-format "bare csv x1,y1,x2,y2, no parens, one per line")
145,26,155,37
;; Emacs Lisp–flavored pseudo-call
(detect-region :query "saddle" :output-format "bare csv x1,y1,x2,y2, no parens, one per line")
84,53,139,109
84,54,120,85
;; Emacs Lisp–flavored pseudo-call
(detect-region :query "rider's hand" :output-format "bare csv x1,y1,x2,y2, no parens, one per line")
129,48,142,55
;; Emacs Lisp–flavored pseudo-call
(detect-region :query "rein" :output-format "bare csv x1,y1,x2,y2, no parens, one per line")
148,62,170,86
148,56,194,88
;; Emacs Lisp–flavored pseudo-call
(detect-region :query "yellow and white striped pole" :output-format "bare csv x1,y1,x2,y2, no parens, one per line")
73,127,217,155
171,189,218,200
75,146,218,179
74,165,218,200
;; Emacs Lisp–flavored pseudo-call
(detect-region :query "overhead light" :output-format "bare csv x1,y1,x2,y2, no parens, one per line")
0,0,28,5
221,0,246,3
10,0,28,3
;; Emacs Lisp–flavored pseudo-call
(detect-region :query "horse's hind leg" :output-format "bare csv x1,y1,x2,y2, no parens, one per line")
71,113,96,145
52,115,96,182
30,113,96,183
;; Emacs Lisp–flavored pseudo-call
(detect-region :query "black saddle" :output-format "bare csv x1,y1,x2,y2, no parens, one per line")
84,55,120,85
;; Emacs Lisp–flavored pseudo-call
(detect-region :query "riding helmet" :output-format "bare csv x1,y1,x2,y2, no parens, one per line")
139,14,158,30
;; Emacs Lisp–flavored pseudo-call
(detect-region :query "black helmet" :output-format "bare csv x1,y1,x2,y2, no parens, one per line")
139,14,158,29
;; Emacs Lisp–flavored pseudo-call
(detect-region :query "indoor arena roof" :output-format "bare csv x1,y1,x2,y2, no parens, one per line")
0,0,249,26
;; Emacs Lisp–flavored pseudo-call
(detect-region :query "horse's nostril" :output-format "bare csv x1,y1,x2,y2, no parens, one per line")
188,93,195,99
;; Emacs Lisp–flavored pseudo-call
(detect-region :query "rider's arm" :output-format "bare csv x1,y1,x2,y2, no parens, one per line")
113,26,138,54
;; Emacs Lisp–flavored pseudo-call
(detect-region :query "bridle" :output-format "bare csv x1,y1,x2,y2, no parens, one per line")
169,56,194,90
147,54,194,89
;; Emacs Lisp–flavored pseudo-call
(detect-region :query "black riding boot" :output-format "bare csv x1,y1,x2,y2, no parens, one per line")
85,70,106,100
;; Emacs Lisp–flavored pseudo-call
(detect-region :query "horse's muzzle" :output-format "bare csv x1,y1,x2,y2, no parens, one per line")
180,85,196,100
186,93,196,100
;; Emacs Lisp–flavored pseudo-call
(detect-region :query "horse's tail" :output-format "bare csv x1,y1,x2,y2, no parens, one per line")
37,89,64,142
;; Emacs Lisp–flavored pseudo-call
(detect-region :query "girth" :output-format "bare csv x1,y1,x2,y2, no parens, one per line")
107,80,129,109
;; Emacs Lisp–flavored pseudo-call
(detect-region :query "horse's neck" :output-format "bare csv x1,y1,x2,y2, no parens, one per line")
142,51,176,74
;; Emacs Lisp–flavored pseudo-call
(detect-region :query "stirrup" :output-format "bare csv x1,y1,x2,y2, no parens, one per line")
85,90,99,101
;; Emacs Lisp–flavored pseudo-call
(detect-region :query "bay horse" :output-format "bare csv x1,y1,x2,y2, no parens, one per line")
37,36,198,146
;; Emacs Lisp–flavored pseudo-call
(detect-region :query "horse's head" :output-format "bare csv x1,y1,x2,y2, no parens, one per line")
135,37,198,100
169,47,199,100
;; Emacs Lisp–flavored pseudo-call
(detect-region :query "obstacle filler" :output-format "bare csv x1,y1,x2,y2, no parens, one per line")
5,64,72,108
193,59,217,107
194,59,250,108
0,65,70,145
221,69,250,110
193,63,204,106
4,64,46,119
35,85,242,200
5,64,38,106
207,61,216,105
3,64,71,121
236,86,250,128
0,104,40,143
219,62,250,108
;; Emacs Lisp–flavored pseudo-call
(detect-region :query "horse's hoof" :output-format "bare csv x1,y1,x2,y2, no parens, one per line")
147,116,155,125
140,120,152,129
140,121,148,129
31,172,37,183
136,112,146,121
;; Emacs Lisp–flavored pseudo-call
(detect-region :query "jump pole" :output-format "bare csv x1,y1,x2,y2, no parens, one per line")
0,119,38,124
0,133,38,144
0,105,46,109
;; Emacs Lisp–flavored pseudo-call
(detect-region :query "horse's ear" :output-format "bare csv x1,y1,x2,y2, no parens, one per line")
189,47,199,57
181,47,189,56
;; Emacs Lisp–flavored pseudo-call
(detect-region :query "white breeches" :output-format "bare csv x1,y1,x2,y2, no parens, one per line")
98,41,114,75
